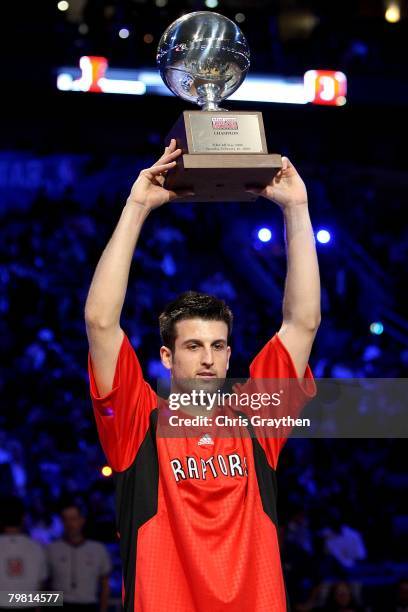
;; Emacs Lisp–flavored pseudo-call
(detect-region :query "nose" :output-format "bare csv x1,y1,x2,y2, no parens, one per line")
201,349,214,367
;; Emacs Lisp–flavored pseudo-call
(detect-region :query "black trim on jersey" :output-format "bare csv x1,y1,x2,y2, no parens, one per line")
237,411,279,526
238,410,291,611
114,408,159,612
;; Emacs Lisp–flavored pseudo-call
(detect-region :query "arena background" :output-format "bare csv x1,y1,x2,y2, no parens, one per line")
0,1,407,610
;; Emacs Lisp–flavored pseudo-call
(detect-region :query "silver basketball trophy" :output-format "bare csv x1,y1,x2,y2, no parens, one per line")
156,11,282,202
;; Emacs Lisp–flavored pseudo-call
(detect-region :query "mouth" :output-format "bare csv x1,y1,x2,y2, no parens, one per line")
196,372,216,378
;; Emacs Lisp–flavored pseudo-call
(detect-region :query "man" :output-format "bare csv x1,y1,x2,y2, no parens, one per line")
85,139,320,611
47,503,111,612
0,496,47,611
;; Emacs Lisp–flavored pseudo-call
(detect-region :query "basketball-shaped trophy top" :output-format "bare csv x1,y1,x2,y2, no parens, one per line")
156,11,250,111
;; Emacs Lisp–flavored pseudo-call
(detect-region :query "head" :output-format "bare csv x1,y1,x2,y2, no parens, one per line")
159,291,233,393
61,503,85,541
327,581,355,608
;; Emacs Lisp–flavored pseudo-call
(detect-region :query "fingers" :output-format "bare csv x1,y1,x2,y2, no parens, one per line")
168,189,195,201
245,184,264,195
166,138,177,153
281,156,298,175
176,189,195,198
154,147,182,167
145,160,177,177
155,139,180,165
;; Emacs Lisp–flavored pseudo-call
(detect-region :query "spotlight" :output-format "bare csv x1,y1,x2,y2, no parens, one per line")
316,229,331,244
205,0,219,8
370,322,384,335
385,2,400,23
143,33,154,44
257,227,272,243
57,1,69,11
119,28,130,39
101,466,113,477
235,13,246,23
155,0,167,6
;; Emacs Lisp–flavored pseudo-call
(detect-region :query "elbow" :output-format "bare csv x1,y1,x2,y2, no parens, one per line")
286,313,321,333
307,315,321,333
84,308,117,331
303,314,321,332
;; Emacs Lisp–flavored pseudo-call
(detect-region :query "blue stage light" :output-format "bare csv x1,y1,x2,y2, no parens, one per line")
370,322,384,335
316,229,331,244
257,227,272,242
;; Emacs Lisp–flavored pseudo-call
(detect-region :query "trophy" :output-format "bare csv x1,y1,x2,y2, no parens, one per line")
156,11,282,202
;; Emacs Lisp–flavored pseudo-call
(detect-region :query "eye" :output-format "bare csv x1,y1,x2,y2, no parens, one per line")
187,344,198,350
214,343,225,350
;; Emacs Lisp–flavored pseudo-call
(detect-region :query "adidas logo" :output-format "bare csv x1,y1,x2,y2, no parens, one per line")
198,433,214,446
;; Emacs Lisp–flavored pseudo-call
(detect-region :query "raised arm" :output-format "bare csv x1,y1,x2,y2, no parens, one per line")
85,140,189,396
247,157,321,377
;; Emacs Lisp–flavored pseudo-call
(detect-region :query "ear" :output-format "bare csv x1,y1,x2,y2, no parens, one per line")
160,345,173,370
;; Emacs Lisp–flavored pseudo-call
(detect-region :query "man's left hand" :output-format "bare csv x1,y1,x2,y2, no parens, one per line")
246,157,308,210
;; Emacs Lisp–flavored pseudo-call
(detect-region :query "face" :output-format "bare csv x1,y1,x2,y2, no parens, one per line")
62,507,85,539
333,582,352,606
160,318,231,394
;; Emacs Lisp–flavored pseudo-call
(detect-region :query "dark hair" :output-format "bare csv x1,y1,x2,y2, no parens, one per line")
159,291,233,351
59,500,86,518
325,581,359,609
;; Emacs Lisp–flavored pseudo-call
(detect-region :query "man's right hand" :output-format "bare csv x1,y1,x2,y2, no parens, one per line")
127,139,193,210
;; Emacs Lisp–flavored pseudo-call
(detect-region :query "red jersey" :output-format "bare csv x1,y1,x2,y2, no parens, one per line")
88,333,316,612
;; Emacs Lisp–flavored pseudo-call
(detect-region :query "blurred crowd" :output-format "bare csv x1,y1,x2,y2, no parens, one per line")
53,0,407,80
0,154,407,610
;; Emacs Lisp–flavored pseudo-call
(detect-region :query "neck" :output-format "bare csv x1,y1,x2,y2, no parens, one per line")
65,534,84,545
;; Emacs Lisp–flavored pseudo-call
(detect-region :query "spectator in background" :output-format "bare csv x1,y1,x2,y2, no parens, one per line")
0,497,47,609
47,503,111,612
318,581,363,611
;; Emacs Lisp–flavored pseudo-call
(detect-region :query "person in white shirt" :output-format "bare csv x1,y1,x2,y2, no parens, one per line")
47,503,111,612
0,497,47,611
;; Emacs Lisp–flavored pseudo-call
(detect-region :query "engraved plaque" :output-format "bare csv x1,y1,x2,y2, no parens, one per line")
189,113,265,153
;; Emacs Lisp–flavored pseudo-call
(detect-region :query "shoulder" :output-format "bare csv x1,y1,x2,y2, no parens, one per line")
84,540,107,553
47,539,65,553
20,535,46,556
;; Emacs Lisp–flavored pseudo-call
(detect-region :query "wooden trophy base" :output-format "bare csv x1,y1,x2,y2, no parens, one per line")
163,111,282,203
166,153,282,202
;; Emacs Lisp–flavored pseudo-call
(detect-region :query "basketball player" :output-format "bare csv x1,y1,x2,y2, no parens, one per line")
85,139,320,611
